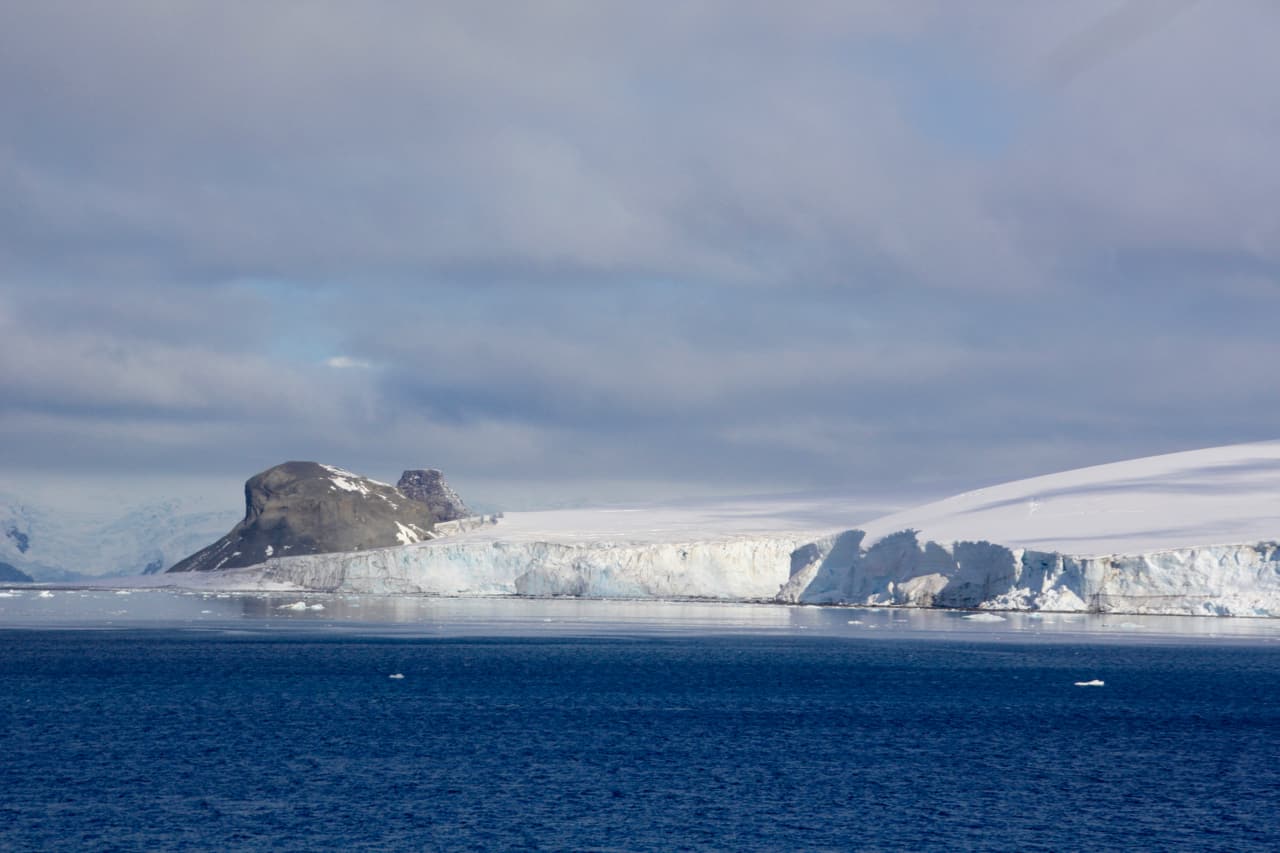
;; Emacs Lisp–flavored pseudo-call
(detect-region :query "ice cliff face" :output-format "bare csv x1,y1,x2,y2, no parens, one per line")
189,525,1280,617
778,530,1280,617
252,535,812,600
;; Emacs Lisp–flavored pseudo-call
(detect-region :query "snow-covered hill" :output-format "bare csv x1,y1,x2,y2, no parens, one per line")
154,441,1280,617
0,495,239,580
783,441,1280,616
856,441,1280,556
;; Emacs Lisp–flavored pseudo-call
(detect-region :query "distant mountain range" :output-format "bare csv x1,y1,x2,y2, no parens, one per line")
0,561,34,583
0,495,239,581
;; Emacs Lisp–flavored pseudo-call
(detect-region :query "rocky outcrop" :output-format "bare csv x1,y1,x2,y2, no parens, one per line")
168,462,435,572
397,469,471,522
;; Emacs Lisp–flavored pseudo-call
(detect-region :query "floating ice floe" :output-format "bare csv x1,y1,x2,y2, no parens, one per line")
1074,680,1106,687
37,590,54,598
307,603,325,611
388,673,405,680
276,601,308,611
962,612,1006,622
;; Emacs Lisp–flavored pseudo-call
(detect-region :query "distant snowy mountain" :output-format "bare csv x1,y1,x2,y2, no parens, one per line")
0,561,34,583
0,495,239,581
164,441,1280,617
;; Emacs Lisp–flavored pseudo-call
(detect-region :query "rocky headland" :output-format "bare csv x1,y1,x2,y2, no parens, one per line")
168,462,470,572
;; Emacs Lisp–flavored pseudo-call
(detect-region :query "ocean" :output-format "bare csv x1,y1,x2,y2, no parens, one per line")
2,604,1278,851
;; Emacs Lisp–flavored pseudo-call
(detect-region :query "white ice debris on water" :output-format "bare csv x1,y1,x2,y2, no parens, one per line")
1074,680,1106,687
37,590,54,598
275,600,325,611
962,613,1007,622
168,441,1280,618
388,673,405,680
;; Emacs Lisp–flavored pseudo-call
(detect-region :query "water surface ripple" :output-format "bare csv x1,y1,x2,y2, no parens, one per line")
2,631,1277,851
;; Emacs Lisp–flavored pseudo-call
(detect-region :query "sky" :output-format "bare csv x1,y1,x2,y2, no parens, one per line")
2,0,1279,513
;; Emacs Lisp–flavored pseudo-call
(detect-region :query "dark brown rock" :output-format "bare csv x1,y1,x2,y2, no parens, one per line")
167,461,434,572
396,469,471,522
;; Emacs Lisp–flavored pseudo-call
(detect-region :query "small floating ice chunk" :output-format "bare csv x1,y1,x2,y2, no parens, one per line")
0,591,17,598
1117,622,1144,630
962,612,1005,622
114,590,132,595
265,545,274,557
847,620,862,625
1074,679,1105,687
306,603,325,611
37,590,54,598
388,673,405,680
200,610,213,614
276,601,308,611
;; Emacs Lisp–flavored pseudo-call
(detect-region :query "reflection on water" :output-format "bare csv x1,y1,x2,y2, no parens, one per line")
3,587,1280,642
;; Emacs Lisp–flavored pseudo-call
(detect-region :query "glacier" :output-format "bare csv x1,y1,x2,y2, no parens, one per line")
191,526,1280,618
164,441,1280,617
1,494,239,581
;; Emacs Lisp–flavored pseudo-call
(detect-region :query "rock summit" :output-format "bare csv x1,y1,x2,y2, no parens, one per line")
168,461,438,572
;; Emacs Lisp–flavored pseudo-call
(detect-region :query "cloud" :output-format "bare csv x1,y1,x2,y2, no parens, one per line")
1,2,1279,509
325,356,374,370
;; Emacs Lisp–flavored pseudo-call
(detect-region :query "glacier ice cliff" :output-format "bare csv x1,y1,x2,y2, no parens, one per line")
196,527,1280,618
778,530,1280,617
251,535,813,601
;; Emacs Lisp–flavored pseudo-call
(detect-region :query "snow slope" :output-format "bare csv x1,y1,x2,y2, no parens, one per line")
781,442,1280,616
1,496,239,580
855,441,1280,556
164,442,1280,617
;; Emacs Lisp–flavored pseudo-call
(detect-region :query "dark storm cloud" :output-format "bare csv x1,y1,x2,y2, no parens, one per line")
2,1,1279,509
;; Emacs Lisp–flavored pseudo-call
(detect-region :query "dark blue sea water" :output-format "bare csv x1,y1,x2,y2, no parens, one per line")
2,630,1278,852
